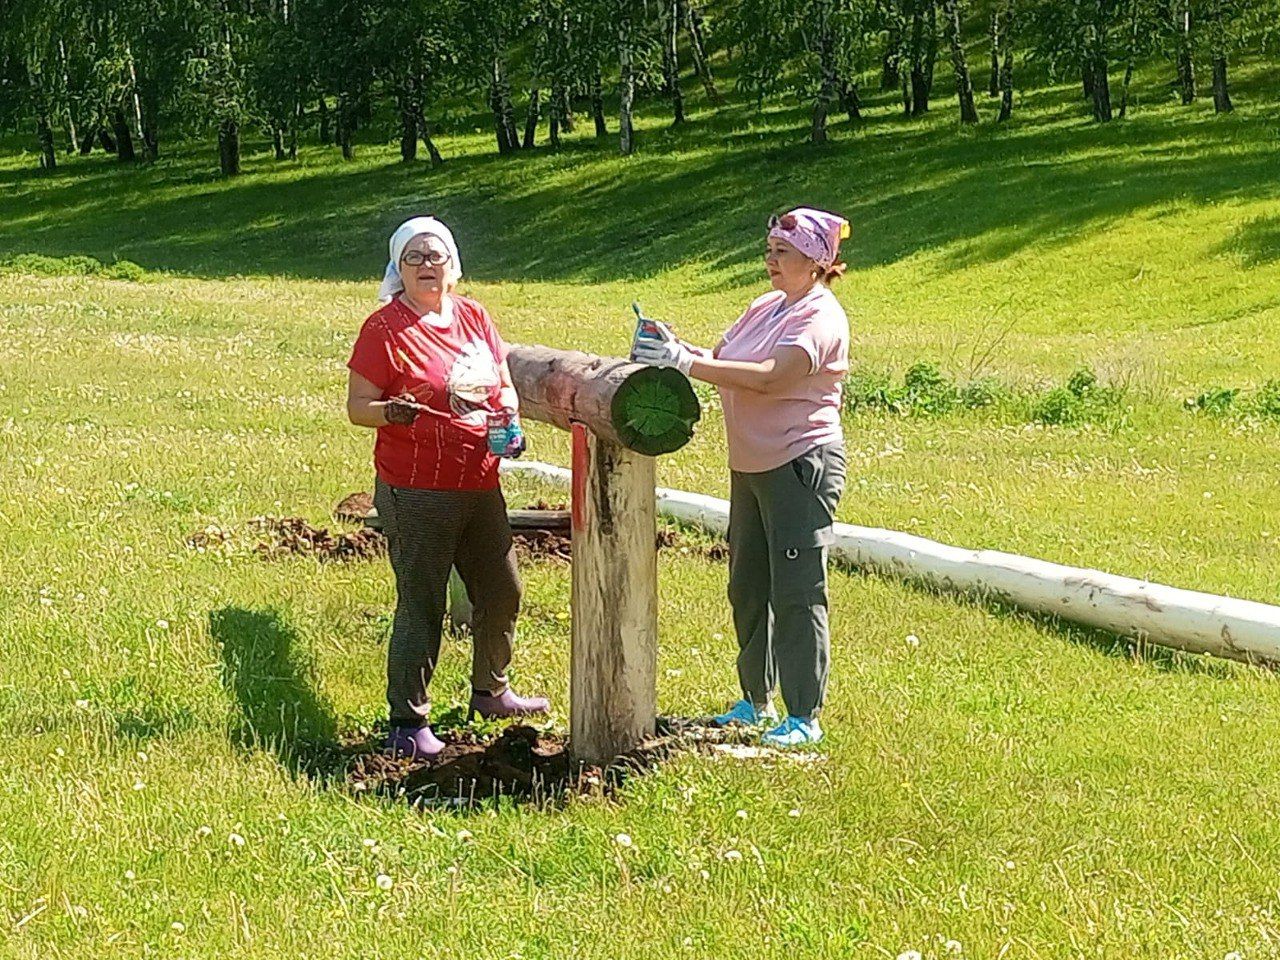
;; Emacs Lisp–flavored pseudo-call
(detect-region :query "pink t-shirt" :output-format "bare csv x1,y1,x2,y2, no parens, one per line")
715,286,849,474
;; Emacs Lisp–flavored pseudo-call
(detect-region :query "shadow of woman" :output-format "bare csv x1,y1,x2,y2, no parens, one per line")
210,606,342,778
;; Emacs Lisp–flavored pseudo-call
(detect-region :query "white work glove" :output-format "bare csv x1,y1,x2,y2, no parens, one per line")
632,320,696,376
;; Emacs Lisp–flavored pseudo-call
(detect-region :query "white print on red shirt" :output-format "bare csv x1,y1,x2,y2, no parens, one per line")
446,339,501,424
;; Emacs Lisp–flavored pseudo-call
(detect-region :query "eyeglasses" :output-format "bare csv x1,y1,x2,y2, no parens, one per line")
402,249,450,267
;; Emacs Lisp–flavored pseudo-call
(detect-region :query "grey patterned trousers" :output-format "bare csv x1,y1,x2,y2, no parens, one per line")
373,479,522,728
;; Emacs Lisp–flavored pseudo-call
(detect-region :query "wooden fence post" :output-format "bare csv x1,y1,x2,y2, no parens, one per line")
569,423,659,765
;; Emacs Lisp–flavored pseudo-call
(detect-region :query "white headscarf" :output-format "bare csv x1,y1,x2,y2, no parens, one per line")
378,216,463,302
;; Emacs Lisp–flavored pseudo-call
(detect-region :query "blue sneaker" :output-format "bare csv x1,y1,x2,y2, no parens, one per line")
761,715,823,748
711,699,778,728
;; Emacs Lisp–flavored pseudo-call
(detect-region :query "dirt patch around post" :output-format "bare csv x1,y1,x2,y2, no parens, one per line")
187,495,728,564
338,717,819,809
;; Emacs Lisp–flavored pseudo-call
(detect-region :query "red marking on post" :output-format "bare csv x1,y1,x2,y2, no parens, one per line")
571,422,588,533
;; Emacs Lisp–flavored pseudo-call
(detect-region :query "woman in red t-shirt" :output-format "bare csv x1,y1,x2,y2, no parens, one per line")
347,216,549,759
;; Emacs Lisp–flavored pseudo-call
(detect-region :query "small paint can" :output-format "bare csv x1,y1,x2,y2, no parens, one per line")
487,411,511,455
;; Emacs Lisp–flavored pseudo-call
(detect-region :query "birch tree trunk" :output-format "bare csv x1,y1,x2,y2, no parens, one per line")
1208,0,1233,113
663,0,685,125
489,53,519,154
988,9,1000,96
944,0,980,123
997,2,1015,121
523,88,540,149
416,108,445,166
1173,1,1195,104
111,109,136,162
1119,0,1140,117
592,71,608,137
37,112,57,170
218,118,240,175
810,0,838,142
618,4,636,156
681,0,723,105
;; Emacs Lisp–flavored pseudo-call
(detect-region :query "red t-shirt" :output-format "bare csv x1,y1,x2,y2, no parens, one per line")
348,295,509,490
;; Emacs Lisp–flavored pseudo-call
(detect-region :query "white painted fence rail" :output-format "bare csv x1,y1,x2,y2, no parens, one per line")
502,459,1280,666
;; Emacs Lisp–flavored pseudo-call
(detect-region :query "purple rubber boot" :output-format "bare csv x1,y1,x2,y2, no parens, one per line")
469,688,551,720
385,724,445,760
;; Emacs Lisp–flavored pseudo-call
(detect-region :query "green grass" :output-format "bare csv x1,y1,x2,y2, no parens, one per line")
4,62,1280,958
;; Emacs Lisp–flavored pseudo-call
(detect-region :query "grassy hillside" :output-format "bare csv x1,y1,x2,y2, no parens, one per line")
2,61,1280,958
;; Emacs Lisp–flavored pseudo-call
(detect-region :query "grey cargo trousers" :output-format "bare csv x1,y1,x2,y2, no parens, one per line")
727,442,846,720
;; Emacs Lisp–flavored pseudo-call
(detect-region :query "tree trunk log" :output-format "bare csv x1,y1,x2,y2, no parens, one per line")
507,345,699,456
570,426,658,764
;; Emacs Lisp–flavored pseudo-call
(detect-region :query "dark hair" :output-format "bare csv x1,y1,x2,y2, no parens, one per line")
818,260,847,284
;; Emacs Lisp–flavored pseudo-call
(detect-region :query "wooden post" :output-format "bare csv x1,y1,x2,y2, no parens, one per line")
569,424,658,765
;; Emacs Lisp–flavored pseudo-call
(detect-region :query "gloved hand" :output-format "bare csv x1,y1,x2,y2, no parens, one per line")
383,393,421,425
632,334,695,376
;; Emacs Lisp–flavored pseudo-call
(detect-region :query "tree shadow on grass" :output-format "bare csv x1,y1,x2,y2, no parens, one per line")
211,606,341,777
2,79,1278,290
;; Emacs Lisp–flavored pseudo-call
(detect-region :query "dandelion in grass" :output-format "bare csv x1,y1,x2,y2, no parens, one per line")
944,940,963,955
614,833,633,848
456,829,473,842
1224,953,1243,960
228,833,246,847
156,619,169,630
722,850,742,862
897,951,923,960
124,870,135,881
132,780,145,791
170,921,185,934
735,810,748,820
375,874,394,891
905,634,921,649
788,808,801,818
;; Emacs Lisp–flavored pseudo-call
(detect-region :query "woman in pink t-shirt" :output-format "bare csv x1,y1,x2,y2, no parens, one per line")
634,207,850,748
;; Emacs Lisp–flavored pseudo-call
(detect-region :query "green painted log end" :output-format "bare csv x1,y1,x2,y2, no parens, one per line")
610,365,701,456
